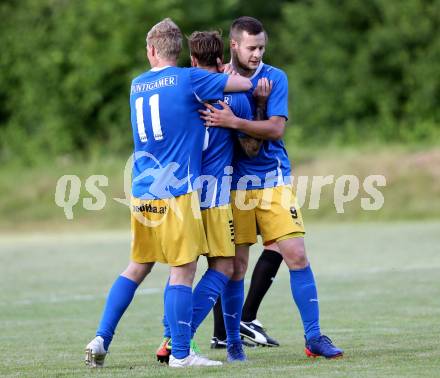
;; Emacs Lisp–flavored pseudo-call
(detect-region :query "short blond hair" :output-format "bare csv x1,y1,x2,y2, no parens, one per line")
146,18,182,60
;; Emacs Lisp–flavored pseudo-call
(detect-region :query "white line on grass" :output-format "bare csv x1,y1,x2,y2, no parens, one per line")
6,287,160,306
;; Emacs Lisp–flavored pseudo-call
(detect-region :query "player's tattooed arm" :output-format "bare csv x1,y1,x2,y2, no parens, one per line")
238,136,262,158
238,78,273,158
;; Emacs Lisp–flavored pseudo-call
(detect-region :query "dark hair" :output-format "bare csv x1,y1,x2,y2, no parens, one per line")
230,16,265,40
188,31,224,67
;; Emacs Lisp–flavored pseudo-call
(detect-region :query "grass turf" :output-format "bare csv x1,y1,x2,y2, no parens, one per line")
1,222,440,377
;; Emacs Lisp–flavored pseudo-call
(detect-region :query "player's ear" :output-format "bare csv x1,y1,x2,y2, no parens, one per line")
230,39,238,50
147,44,154,57
146,44,154,64
190,55,197,67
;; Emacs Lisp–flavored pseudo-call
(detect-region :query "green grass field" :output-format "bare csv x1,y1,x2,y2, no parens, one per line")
1,222,440,377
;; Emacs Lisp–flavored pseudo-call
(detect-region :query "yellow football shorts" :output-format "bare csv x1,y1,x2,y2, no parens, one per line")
130,191,208,266
202,204,235,258
231,185,305,245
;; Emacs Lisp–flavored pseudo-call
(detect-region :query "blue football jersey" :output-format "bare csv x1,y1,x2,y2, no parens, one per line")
199,93,252,209
231,63,292,190
130,66,228,199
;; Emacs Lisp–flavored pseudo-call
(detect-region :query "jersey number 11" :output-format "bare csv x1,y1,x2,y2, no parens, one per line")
135,94,164,142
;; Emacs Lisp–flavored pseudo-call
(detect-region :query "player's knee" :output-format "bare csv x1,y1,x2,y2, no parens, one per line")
278,237,309,269
220,260,234,278
294,255,308,268
223,263,234,278
179,264,197,283
232,257,248,280
294,245,307,263
169,261,197,286
122,262,154,284
284,245,308,269
208,257,234,278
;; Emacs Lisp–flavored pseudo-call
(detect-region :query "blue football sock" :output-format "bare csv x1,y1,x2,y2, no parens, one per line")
191,269,229,338
96,275,138,350
221,279,244,345
289,265,321,341
165,285,192,359
162,278,171,338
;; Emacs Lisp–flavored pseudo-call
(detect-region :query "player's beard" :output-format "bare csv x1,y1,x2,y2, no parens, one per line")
231,50,256,77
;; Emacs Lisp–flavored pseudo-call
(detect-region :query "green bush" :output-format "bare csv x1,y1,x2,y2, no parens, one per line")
0,0,439,164
274,0,440,143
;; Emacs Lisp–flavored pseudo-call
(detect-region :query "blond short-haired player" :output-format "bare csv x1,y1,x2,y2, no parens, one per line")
84,18,251,369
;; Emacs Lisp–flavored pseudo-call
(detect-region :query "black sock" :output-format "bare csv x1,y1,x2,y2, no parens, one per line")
241,249,283,322
212,296,227,340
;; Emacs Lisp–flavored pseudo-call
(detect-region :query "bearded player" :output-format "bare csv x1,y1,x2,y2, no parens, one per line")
201,16,343,359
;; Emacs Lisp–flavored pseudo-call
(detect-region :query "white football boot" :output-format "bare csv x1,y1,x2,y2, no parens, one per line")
169,353,222,368
85,336,107,368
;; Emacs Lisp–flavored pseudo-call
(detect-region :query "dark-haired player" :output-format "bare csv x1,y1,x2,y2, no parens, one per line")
156,30,254,364
201,16,343,359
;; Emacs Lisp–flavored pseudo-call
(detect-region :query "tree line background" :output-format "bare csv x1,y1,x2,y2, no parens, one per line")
1,0,439,165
